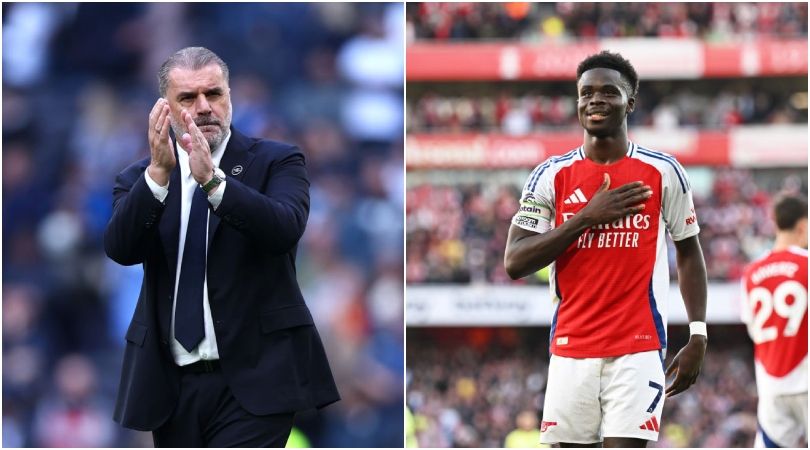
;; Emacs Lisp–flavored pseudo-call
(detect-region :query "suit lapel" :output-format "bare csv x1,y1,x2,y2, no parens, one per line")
208,127,256,247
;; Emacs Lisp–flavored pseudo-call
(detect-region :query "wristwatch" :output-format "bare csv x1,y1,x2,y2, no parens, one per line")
201,167,226,194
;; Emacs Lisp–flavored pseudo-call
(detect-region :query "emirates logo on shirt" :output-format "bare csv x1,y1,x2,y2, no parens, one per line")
561,212,652,249
562,212,651,231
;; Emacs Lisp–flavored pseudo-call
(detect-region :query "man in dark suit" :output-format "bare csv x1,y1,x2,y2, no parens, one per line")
104,47,340,447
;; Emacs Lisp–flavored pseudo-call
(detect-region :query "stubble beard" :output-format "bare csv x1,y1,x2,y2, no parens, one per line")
170,102,232,152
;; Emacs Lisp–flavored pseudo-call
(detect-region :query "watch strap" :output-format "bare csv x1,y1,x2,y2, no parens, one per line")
201,168,224,193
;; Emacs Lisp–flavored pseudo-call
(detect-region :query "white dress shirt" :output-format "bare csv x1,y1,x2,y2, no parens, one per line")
144,132,230,365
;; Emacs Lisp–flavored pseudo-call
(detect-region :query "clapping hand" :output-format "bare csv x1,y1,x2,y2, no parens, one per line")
147,98,176,185
179,109,214,186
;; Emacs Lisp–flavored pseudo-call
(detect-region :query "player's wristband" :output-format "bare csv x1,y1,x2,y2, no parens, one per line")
689,321,707,337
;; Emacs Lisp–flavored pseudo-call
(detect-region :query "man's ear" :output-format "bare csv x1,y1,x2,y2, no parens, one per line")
626,96,636,116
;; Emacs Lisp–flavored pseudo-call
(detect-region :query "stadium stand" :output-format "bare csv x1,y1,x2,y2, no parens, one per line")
407,2,807,41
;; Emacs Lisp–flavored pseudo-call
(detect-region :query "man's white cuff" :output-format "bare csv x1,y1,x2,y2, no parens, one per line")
144,169,169,203
207,180,226,210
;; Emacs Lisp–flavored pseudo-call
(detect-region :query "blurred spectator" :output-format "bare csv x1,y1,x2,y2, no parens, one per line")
2,3,74,87
504,410,546,448
407,326,760,448
338,3,404,143
406,168,807,284
3,3,403,447
31,355,115,447
407,2,807,42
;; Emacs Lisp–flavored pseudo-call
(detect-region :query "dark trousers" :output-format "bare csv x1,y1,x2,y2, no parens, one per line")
153,368,294,447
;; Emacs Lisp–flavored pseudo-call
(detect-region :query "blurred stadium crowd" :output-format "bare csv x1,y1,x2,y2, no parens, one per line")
3,3,403,447
408,80,807,133
407,326,760,448
406,168,806,284
406,2,808,41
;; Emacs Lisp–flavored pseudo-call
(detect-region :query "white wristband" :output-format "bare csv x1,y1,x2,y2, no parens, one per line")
689,321,707,337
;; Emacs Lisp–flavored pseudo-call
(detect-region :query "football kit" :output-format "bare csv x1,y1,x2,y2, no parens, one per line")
742,246,808,448
512,142,699,443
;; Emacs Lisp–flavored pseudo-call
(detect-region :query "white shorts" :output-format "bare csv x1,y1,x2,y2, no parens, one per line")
540,350,666,444
755,391,807,448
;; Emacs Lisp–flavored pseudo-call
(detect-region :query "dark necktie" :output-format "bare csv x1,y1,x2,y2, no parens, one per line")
175,186,208,352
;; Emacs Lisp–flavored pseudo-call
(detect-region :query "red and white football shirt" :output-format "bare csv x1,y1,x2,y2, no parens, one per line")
512,142,699,358
741,246,808,395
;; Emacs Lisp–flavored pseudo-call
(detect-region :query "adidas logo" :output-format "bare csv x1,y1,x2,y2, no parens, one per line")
563,188,588,205
639,416,660,432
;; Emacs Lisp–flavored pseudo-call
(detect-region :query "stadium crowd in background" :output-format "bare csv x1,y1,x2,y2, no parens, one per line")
3,3,403,447
407,2,808,41
407,330,548,448
408,83,807,134
406,327,760,448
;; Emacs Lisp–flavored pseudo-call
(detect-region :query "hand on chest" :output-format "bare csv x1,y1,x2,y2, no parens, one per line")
557,160,661,215
556,160,661,251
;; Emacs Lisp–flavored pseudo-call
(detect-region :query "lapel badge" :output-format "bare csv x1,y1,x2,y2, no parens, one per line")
231,165,243,176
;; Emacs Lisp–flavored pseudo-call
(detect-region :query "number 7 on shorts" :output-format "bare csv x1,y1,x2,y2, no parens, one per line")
647,381,663,413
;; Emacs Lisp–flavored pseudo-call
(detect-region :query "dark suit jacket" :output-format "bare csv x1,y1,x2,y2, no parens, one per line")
104,127,340,431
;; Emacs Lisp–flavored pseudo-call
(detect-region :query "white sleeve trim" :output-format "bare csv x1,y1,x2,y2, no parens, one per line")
207,180,226,210
144,169,169,203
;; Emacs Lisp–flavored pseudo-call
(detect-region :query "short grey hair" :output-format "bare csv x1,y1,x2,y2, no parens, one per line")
158,47,230,97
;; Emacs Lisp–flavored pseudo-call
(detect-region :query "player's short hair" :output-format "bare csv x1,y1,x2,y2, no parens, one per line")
773,193,808,230
158,47,230,97
576,51,639,98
